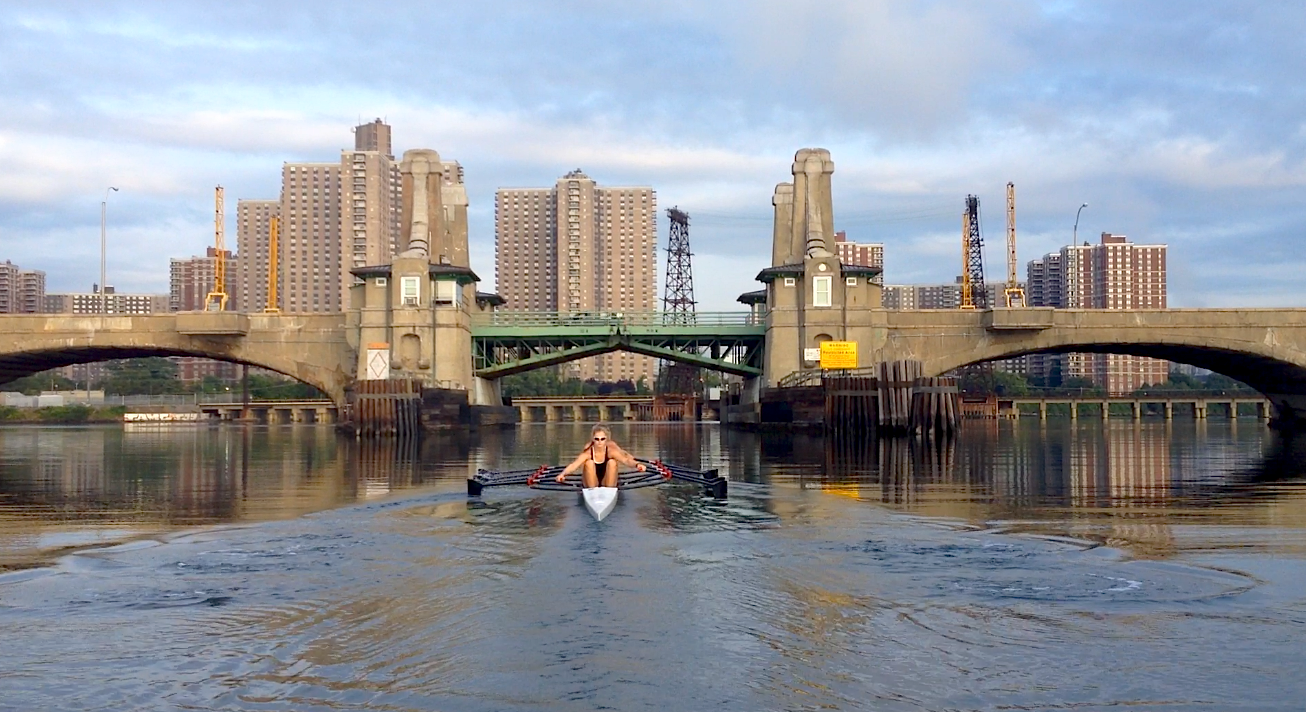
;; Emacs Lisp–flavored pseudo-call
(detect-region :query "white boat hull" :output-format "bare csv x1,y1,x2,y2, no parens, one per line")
582,487,618,521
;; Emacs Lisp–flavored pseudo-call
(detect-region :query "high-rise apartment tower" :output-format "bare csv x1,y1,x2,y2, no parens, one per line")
495,170,657,383
1026,232,1168,393
238,120,406,314
0,261,45,314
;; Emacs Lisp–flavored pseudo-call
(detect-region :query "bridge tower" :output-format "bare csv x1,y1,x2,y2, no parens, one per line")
348,148,501,407
754,148,883,389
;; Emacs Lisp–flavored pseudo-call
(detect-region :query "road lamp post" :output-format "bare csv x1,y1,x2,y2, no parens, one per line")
100,186,119,314
1073,202,1088,246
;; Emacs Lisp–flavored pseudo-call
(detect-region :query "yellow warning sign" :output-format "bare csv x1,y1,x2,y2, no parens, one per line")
819,341,858,369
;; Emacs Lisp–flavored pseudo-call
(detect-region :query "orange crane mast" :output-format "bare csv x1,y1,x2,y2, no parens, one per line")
205,186,228,311
264,216,280,313
1004,182,1026,308
960,209,975,309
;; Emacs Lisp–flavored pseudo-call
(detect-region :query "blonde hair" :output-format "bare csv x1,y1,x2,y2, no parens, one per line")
590,424,611,437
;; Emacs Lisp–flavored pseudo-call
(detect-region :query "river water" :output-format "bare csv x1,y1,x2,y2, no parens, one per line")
1,420,1304,710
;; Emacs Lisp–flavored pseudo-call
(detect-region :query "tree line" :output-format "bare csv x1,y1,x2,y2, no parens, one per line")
2,358,325,399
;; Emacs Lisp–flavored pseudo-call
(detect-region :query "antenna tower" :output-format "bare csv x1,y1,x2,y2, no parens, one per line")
959,195,987,309
658,207,699,394
205,186,229,311
662,207,696,322
1003,182,1026,308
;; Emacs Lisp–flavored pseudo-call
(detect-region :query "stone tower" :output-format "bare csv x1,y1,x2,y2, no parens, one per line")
349,148,498,404
755,148,882,386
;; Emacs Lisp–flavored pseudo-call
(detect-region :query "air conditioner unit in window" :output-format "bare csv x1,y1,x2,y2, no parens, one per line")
403,297,418,306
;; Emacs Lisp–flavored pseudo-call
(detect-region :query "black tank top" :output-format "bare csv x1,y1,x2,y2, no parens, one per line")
589,444,608,465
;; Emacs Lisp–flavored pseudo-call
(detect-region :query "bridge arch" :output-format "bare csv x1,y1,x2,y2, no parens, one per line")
0,314,354,406
0,345,345,405
923,333,1306,421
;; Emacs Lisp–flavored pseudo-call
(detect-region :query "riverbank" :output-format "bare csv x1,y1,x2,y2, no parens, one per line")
0,405,126,424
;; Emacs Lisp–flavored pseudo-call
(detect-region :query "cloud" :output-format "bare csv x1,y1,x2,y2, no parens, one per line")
2,0,1306,311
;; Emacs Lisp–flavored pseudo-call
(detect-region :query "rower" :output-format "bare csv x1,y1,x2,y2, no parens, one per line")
555,424,646,488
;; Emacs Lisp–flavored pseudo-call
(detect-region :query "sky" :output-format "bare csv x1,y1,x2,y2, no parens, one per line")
2,0,1304,311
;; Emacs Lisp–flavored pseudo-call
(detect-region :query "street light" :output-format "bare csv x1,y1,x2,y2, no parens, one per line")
100,186,119,314
1073,202,1088,246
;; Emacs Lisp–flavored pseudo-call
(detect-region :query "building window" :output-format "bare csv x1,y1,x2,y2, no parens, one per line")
435,280,459,305
401,276,420,306
813,276,832,307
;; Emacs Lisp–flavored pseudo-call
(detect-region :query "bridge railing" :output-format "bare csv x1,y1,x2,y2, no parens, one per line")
472,310,763,327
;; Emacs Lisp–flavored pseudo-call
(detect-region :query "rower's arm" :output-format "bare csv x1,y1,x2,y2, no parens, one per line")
560,451,588,476
614,444,641,468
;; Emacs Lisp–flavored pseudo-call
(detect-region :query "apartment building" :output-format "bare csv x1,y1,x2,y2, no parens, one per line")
833,231,884,274
235,199,280,313
884,280,1012,310
238,120,406,314
495,170,657,383
46,288,170,384
169,248,239,382
1026,233,1168,394
0,261,45,314
169,248,237,313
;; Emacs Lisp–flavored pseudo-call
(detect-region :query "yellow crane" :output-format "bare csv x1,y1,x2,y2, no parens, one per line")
1004,182,1026,308
960,209,975,309
205,186,228,311
264,216,280,313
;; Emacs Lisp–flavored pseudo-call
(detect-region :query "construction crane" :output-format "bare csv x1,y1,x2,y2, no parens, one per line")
1004,182,1026,308
960,209,974,309
959,195,987,309
264,215,280,313
205,186,228,311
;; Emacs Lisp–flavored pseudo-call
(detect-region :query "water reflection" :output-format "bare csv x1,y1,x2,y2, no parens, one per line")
3,421,1306,570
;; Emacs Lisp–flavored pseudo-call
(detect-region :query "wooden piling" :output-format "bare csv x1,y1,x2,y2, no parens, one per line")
353,379,423,437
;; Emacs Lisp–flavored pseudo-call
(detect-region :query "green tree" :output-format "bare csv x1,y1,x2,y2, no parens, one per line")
100,358,188,395
1052,376,1105,396
1,370,78,395
245,374,325,399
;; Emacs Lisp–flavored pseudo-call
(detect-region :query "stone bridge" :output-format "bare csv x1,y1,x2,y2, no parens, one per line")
0,312,353,405
875,307,1306,421
6,307,1306,422
6,147,1306,425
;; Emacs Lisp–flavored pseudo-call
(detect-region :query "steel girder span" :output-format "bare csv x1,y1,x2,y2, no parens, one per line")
470,312,765,378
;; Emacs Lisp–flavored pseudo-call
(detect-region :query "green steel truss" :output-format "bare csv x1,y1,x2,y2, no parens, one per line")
471,311,766,378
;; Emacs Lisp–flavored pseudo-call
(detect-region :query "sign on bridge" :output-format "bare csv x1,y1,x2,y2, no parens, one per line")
820,341,859,369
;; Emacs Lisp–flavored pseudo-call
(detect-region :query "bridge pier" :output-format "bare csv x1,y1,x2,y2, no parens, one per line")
1196,401,1207,419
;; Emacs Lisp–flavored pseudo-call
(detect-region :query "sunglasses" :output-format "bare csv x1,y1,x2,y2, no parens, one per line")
593,436,607,441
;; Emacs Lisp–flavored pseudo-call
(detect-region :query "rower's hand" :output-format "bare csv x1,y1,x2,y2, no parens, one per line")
556,472,568,483
636,463,646,472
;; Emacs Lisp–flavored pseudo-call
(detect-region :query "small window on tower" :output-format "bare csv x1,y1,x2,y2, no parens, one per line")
401,276,420,306
435,280,459,305
813,276,833,307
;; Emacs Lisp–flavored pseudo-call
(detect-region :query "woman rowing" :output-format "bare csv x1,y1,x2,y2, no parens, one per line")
556,424,646,488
